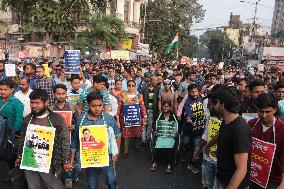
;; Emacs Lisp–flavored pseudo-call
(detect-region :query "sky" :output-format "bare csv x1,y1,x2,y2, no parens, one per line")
191,0,275,37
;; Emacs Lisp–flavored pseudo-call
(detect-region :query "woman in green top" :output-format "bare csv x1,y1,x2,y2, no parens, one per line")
0,80,24,133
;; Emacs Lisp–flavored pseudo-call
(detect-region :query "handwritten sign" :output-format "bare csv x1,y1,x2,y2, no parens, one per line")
42,64,50,77
191,102,205,134
124,104,141,127
242,113,258,123
5,64,16,77
65,50,80,74
156,120,177,138
79,125,109,168
250,137,276,188
207,117,222,161
20,124,55,173
54,111,72,125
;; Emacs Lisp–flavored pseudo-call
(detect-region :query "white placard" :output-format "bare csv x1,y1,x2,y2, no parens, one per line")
5,64,16,77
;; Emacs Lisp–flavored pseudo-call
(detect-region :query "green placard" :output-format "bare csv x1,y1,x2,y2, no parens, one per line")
156,120,177,138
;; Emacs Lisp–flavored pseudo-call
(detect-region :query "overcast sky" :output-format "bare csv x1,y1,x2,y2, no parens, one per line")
191,0,275,36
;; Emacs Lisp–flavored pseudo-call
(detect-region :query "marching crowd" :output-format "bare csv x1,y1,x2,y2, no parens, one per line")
0,58,283,189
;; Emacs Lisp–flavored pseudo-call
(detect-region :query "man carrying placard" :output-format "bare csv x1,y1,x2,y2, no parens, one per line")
16,89,72,189
248,93,284,189
71,91,121,189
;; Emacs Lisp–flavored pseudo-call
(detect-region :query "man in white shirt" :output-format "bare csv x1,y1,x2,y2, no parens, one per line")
14,77,33,118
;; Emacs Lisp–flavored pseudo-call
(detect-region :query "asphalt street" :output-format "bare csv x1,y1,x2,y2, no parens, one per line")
73,142,202,189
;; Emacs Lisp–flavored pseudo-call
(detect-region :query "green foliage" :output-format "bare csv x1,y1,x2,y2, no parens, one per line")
86,11,126,48
200,30,236,62
144,0,204,57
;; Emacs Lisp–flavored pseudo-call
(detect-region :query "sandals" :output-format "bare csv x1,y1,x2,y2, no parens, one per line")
150,162,157,171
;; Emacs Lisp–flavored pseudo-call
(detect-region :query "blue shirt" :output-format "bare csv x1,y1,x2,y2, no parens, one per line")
71,112,121,151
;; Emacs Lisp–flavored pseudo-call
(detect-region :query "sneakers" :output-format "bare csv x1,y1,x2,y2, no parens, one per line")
65,178,72,189
150,162,157,171
166,164,172,174
187,164,199,174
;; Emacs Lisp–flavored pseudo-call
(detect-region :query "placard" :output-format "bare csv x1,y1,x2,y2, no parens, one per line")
68,94,80,106
250,137,276,188
20,124,55,173
5,64,16,77
242,113,258,123
65,50,80,74
54,111,72,125
111,50,130,60
191,102,205,134
42,64,50,77
207,117,222,161
123,104,141,127
156,120,177,138
79,125,109,168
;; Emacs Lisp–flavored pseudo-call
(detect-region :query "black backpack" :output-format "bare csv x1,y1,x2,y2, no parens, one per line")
0,114,15,161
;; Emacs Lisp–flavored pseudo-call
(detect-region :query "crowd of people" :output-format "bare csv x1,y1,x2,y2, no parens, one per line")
0,58,283,189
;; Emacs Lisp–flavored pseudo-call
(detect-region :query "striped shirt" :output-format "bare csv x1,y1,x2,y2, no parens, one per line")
78,87,110,112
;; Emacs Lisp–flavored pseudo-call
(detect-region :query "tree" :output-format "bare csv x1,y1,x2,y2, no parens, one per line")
200,30,236,62
0,0,114,42
143,0,204,57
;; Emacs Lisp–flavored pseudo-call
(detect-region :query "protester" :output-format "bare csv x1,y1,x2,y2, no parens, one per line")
117,80,147,157
14,77,33,118
158,79,177,113
111,79,123,99
249,93,284,189
24,63,37,89
71,91,120,189
205,86,251,189
16,89,72,189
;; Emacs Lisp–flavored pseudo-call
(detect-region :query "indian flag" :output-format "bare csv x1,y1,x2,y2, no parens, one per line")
165,32,179,54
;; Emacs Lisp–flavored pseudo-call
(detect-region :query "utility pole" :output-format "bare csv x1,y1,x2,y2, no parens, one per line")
252,0,261,40
141,2,147,43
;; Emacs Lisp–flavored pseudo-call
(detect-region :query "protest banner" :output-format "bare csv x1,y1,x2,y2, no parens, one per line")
250,137,276,188
123,104,141,127
191,102,205,134
207,117,222,161
111,50,130,60
54,111,72,125
65,50,80,74
20,124,55,173
5,64,16,77
79,125,109,168
156,120,177,138
68,94,80,107
242,113,258,123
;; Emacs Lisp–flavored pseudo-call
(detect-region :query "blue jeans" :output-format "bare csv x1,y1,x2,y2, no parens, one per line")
202,160,217,189
86,161,117,189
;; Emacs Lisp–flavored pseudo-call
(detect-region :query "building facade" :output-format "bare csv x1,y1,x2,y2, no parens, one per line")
271,0,284,41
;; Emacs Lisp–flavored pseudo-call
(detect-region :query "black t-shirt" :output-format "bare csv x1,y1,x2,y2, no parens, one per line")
217,116,252,188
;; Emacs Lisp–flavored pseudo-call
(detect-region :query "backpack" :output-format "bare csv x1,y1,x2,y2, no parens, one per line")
0,114,15,161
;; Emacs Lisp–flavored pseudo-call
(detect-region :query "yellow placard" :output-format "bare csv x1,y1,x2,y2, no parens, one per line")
122,38,133,50
207,117,222,161
79,125,109,168
43,64,50,77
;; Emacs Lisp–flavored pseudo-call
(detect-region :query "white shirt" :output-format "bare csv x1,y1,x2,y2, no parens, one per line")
109,93,118,117
14,88,33,118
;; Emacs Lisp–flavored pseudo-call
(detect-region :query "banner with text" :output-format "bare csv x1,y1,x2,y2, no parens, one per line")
124,104,141,127
192,102,205,134
79,125,109,168
156,120,177,138
65,50,80,74
207,117,222,161
250,137,276,188
20,124,55,173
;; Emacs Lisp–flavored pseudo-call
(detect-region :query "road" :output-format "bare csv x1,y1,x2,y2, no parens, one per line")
73,142,202,189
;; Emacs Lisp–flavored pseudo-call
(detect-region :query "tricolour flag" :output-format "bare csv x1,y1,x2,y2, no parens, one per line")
165,32,179,54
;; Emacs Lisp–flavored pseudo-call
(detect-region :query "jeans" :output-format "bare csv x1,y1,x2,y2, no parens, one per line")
64,151,81,181
86,161,116,189
202,160,217,189
142,109,153,143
